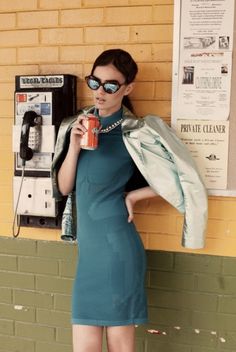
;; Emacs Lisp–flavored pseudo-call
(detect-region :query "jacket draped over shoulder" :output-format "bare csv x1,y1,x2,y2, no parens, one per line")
51,106,208,249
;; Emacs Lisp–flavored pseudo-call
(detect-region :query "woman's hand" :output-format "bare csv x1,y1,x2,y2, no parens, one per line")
70,114,91,153
125,187,157,223
125,192,136,223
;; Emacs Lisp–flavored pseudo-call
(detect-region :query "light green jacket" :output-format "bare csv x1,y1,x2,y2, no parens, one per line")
51,106,208,249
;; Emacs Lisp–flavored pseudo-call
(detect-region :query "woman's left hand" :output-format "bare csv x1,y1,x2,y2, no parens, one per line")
125,186,157,223
125,192,136,223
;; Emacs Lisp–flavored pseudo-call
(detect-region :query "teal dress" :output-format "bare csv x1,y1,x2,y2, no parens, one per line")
72,107,148,326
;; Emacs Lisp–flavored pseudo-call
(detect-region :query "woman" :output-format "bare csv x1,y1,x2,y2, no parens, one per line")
54,49,207,351
57,49,156,352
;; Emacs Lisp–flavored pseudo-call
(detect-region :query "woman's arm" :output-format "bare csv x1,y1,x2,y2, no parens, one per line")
57,115,88,195
125,186,157,222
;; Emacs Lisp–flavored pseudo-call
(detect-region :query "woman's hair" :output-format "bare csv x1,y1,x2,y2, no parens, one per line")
91,49,138,113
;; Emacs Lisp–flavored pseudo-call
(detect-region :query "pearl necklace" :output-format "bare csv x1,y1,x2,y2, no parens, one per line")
99,118,123,133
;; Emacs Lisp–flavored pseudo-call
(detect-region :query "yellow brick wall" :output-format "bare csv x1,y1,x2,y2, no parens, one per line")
0,0,236,256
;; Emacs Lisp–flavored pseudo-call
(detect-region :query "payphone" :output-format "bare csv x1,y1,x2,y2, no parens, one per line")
12,74,77,234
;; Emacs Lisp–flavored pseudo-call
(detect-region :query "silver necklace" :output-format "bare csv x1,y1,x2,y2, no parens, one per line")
99,118,123,133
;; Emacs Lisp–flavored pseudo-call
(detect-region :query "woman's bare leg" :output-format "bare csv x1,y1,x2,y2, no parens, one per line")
106,325,135,352
72,325,104,352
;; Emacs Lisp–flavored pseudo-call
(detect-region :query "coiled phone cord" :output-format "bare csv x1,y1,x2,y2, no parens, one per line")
12,164,25,238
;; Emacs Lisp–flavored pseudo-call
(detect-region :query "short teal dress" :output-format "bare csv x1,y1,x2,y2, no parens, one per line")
72,107,148,326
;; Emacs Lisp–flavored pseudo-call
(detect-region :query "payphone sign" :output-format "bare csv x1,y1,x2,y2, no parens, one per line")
15,91,52,125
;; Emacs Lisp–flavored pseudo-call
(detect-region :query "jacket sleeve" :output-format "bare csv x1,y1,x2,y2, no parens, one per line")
143,116,208,249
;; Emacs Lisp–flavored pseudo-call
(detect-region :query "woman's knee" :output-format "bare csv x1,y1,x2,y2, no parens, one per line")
106,325,135,352
72,325,103,352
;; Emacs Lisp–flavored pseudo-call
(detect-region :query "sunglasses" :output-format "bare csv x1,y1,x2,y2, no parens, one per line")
85,75,126,94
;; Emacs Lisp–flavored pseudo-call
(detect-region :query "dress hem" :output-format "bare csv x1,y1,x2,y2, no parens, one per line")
71,317,148,327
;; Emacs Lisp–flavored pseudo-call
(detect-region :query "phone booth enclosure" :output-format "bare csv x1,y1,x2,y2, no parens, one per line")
13,74,77,229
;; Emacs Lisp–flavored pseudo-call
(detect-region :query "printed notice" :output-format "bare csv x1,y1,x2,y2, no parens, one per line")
176,0,235,120
176,120,229,189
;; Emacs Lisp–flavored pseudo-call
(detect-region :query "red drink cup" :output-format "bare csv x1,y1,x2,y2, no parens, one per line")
80,115,100,150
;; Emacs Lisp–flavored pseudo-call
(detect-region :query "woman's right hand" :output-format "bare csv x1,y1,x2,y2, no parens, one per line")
70,114,88,153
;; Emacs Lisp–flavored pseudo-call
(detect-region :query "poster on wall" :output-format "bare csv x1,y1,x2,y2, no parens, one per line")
176,120,229,189
176,0,235,121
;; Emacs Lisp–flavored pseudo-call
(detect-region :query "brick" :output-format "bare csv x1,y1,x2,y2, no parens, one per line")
37,240,76,259
37,308,71,328
192,311,236,332
191,348,215,352
170,328,217,348
149,270,195,290
154,82,172,100
61,8,103,25
0,271,35,290
18,47,59,64
130,82,155,100
0,14,16,29
39,0,82,9
19,256,59,275
0,83,15,99
148,289,217,312
0,118,13,134
147,341,191,352
54,294,71,312
137,62,172,81
105,7,152,24
216,331,236,350
85,26,129,44
36,341,72,352
0,237,37,256
152,43,173,61
208,198,236,220
174,253,222,274
206,219,228,238
14,290,53,309
60,259,77,277
153,5,173,23
147,250,174,270
16,321,54,341
0,30,38,47
135,337,146,352
219,296,236,314
0,254,17,271
228,221,236,237
0,335,35,352
130,0,174,4
0,288,12,304
134,214,176,234
83,0,128,6
133,100,171,118
197,274,236,294
36,275,73,294
0,65,39,82
1,101,14,117
0,319,14,335
149,307,190,326
0,303,35,322
130,24,173,43
17,11,58,28
56,327,72,344
0,0,37,12
41,28,83,45
39,63,83,76
222,257,236,275
60,45,104,63
106,44,152,62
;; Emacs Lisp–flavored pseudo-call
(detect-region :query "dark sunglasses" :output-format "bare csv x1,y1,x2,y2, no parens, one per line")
85,75,126,94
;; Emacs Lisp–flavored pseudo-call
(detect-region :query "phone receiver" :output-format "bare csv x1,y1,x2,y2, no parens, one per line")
20,110,42,162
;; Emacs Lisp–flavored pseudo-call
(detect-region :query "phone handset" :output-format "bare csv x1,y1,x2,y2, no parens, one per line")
19,110,42,165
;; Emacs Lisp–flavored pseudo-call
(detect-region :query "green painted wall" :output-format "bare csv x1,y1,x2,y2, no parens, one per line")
0,236,235,351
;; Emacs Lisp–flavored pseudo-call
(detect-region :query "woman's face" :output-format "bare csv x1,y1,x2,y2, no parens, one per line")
91,64,134,117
